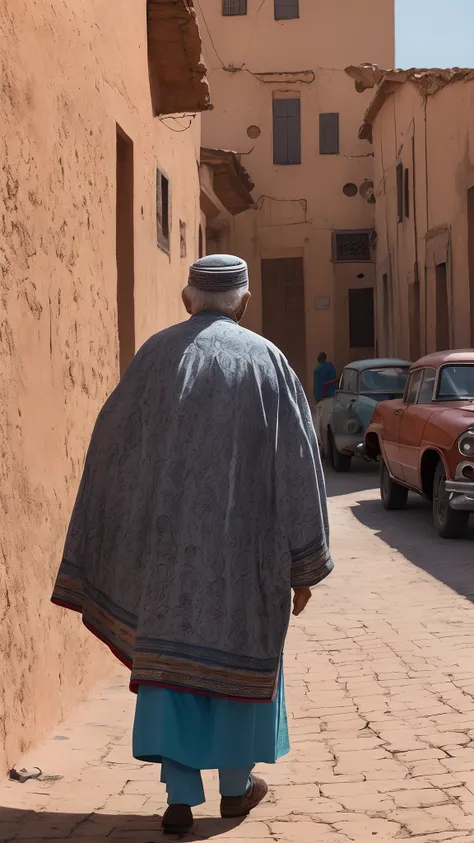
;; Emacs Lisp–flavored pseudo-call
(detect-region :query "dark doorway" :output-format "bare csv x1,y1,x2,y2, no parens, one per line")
261,257,306,383
348,287,374,349
116,127,135,376
435,262,449,351
468,187,474,344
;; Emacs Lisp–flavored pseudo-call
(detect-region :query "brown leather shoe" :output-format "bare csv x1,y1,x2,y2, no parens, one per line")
162,804,194,834
220,774,268,818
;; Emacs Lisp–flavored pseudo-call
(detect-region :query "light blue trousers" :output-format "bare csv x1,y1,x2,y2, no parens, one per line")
161,758,253,807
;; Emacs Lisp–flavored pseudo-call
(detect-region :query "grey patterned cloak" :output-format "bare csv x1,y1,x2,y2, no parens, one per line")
52,312,333,701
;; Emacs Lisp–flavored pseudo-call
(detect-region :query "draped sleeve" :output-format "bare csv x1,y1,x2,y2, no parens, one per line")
276,365,334,589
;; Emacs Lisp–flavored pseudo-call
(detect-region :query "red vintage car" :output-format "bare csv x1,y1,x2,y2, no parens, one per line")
365,350,474,538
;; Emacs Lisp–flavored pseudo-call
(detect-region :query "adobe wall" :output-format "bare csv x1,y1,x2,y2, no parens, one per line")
0,0,201,771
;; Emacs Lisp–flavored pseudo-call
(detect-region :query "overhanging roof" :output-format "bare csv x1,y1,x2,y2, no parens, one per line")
345,64,474,142
200,148,255,216
147,0,211,116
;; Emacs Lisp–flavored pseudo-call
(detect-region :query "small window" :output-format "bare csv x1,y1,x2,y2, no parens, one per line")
273,98,301,165
404,167,410,218
223,0,247,15
396,162,403,223
319,113,339,155
404,369,423,405
274,0,299,19
198,225,204,258
156,169,170,253
348,288,375,348
417,367,436,404
341,369,358,393
333,231,371,262
179,220,186,258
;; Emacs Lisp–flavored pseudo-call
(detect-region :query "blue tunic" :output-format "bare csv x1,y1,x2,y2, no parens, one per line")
313,361,337,401
133,667,290,770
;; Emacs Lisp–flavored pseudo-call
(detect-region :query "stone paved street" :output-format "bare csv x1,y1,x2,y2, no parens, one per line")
2,464,474,842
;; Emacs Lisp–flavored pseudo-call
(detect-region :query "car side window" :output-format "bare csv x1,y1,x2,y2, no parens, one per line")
404,369,423,405
341,369,358,393
417,367,437,404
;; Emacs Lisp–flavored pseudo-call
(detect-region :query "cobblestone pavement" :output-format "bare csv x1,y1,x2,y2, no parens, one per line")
2,464,474,842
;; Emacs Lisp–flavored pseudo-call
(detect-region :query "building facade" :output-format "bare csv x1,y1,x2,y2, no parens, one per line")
200,0,395,386
0,0,212,772
347,66,474,361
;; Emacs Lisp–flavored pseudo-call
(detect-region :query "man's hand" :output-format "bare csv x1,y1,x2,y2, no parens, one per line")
292,586,312,616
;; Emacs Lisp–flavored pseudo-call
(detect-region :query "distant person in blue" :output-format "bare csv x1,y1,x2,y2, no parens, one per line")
313,352,337,403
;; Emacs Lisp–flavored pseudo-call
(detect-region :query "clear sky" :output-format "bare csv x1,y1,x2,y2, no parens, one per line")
396,0,474,69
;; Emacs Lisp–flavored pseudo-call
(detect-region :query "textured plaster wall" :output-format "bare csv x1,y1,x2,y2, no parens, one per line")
372,80,474,358
0,0,201,772
201,0,394,382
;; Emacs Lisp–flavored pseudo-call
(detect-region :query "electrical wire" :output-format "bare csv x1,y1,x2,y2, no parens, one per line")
194,0,226,67
158,115,196,133
255,195,308,214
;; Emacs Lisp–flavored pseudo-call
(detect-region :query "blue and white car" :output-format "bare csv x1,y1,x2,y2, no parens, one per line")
317,358,411,471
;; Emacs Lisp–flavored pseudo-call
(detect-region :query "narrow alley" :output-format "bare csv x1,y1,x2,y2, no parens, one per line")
2,464,474,843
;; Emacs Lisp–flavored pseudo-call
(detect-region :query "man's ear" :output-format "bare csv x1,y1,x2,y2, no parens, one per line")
182,288,192,315
236,291,251,323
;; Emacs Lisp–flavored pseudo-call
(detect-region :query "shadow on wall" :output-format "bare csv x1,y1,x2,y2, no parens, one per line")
0,806,244,840
351,494,474,603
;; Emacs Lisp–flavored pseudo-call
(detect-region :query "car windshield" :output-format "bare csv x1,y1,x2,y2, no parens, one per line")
360,367,409,396
436,365,474,401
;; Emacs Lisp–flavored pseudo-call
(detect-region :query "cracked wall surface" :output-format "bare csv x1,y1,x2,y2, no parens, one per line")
0,0,201,772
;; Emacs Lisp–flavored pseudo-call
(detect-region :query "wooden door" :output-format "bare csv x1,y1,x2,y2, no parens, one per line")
261,258,307,384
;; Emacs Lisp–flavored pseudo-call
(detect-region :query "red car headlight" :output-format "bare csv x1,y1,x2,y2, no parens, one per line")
458,428,474,458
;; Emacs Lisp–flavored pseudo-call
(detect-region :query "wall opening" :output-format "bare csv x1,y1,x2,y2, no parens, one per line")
468,187,474,344
435,262,449,351
198,225,204,258
156,169,170,253
261,257,306,383
116,126,135,377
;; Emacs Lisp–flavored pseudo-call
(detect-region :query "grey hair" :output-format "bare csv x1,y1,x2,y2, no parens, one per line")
184,284,249,316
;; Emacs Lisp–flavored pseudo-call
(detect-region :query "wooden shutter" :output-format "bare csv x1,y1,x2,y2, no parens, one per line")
319,113,339,154
274,0,299,19
223,0,247,15
349,288,375,348
272,98,301,165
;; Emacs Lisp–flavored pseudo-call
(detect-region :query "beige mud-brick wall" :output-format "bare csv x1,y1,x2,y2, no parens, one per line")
370,74,474,358
0,0,201,772
201,0,394,391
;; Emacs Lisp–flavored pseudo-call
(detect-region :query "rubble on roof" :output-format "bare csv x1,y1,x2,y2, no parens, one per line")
345,64,474,142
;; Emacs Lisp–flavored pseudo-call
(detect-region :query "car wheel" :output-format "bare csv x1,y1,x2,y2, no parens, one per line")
330,431,352,473
380,459,408,510
433,461,469,539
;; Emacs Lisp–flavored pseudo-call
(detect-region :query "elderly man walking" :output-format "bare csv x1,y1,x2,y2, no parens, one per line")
52,254,333,834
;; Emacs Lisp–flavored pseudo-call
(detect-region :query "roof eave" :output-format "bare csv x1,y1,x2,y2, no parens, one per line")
200,147,255,216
